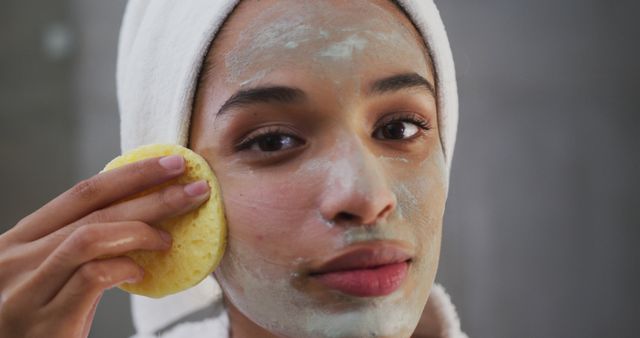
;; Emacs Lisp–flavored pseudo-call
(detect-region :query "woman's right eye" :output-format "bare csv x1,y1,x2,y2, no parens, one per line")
236,129,305,153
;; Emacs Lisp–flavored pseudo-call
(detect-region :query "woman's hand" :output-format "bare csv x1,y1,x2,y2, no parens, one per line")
0,155,210,338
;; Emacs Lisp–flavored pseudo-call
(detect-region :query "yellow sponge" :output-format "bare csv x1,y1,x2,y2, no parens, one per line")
101,144,226,298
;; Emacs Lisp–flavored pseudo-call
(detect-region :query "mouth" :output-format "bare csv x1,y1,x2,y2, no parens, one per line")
308,241,413,297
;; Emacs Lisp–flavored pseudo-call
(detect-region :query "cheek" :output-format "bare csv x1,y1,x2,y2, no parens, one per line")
212,167,340,311
215,169,329,270
394,151,447,268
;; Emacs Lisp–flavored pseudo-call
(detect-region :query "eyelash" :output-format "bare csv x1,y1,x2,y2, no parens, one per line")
234,126,301,151
234,112,432,153
376,112,432,133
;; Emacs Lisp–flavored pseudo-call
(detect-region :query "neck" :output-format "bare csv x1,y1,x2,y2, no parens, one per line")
224,297,280,338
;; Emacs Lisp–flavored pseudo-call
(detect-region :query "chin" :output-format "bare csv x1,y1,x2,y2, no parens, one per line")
219,262,430,338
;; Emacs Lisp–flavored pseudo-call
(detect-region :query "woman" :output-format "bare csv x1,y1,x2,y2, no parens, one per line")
0,0,464,337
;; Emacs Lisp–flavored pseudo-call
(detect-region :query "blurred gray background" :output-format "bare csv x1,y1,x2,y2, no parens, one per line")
1,0,638,337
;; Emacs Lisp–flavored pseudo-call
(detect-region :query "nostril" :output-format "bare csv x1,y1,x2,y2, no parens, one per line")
378,204,393,220
335,212,358,223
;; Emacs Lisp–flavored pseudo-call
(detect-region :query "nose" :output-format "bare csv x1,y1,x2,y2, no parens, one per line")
318,141,397,227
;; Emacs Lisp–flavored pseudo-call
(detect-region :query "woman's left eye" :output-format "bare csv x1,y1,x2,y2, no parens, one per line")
373,117,429,140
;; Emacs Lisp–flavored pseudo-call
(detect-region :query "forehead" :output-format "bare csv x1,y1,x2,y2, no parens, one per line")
209,0,433,90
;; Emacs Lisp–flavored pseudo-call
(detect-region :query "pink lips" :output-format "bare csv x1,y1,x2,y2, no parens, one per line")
309,243,412,297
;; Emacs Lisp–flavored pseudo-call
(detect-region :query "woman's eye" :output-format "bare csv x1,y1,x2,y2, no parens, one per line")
373,120,421,140
246,133,302,152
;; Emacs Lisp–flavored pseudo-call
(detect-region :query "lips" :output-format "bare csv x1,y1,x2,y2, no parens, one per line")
308,242,412,297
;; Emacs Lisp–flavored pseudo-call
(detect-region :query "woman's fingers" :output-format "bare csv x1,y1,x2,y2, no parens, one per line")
45,257,141,329
0,178,210,302
22,221,168,306
80,291,103,338
30,257,141,338
10,155,186,242
76,180,210,232
33,180,210,255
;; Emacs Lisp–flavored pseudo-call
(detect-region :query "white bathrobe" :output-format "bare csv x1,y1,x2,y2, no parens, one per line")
116,0,465,337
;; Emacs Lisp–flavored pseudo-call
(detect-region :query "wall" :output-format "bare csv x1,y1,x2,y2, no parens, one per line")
1,1,638,337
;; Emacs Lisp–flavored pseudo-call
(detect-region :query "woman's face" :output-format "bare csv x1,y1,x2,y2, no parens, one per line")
189,0,447,337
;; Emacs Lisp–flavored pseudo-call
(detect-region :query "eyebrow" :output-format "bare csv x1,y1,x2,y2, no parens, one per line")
215,72,434,120
368,72,435,97
216,86,306,120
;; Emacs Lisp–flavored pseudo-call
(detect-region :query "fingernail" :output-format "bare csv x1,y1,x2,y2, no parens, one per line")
126,271,144,284
158,229,172,245
125,277,141,284
159,155,184,171
184,180,209,197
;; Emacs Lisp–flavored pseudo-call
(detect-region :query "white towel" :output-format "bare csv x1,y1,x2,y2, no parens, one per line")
117,0,463,337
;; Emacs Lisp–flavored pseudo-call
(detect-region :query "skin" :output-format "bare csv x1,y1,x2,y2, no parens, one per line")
189,0,448,337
